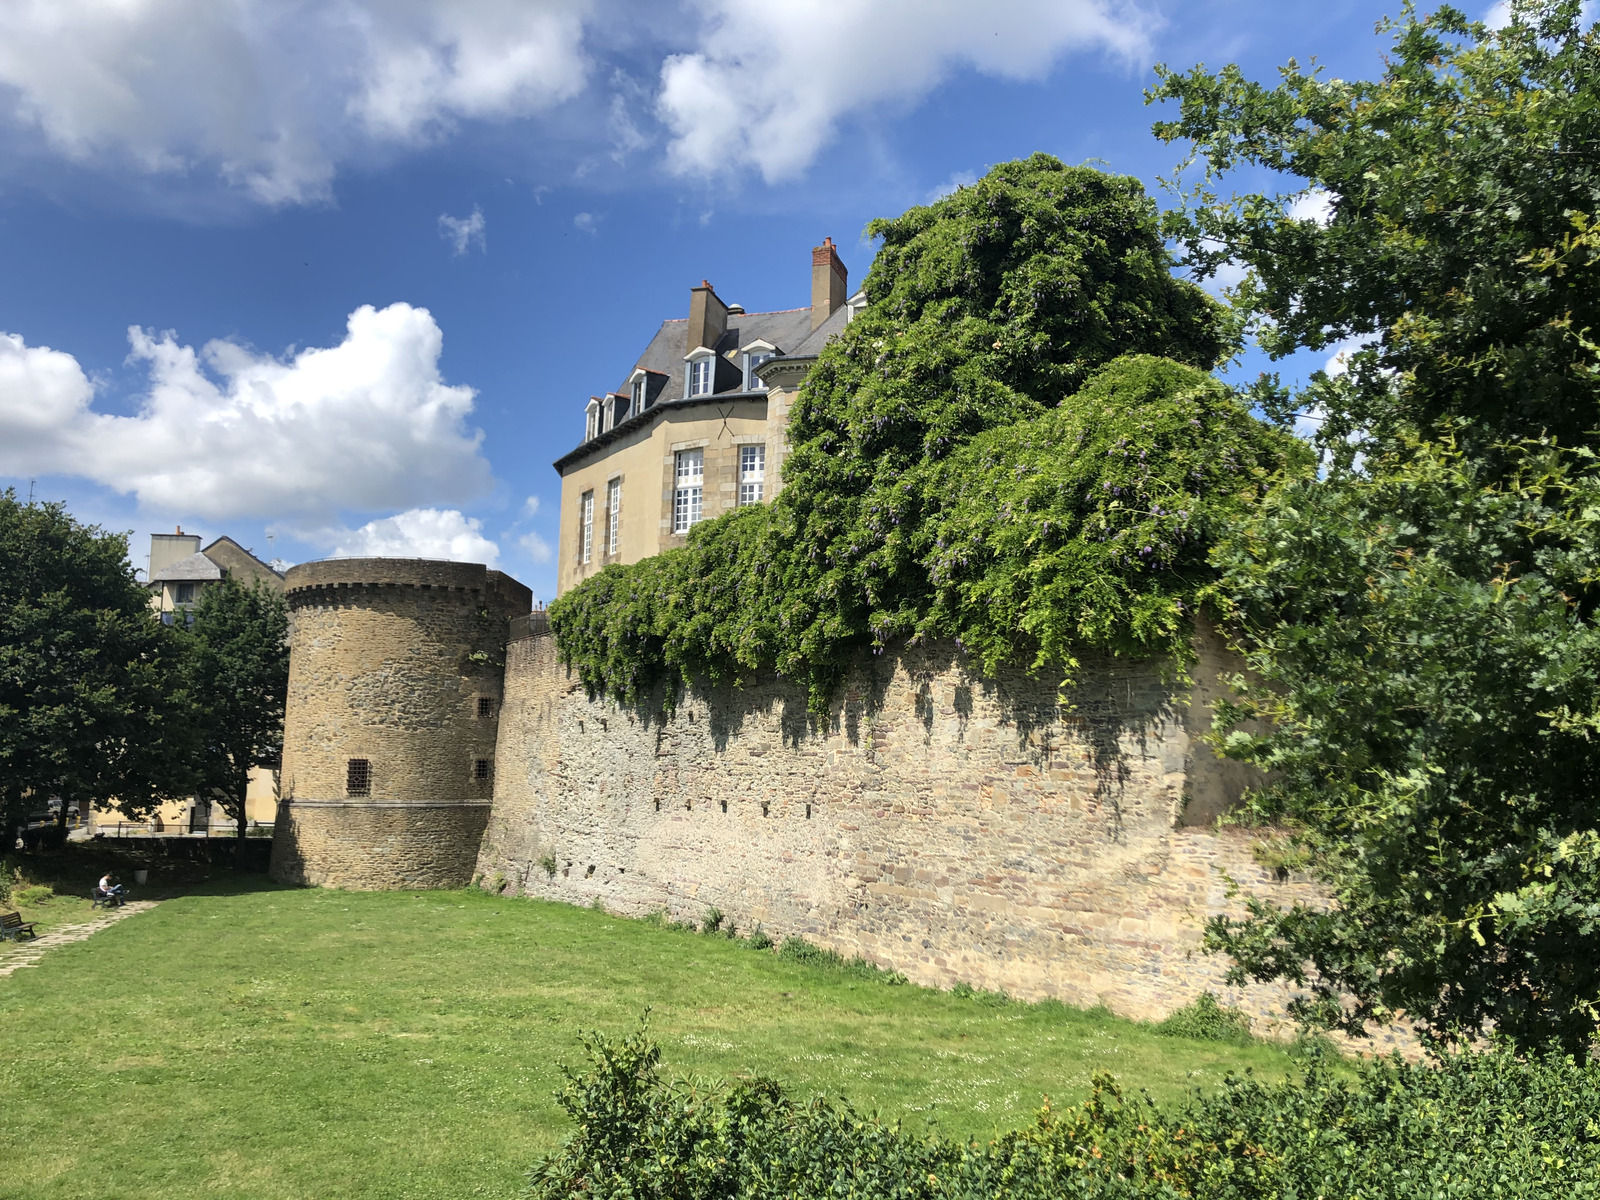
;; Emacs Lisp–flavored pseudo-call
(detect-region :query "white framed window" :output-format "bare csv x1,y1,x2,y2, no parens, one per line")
739,444,765,505
606,479,621,555
580,490,594,564
631,376,645,413
673,449,703,534
688,356,714,397
744,351,773,390
585,400,601,440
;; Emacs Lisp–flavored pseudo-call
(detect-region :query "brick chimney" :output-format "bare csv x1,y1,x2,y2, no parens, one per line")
687,279,728,354
811,237,848,330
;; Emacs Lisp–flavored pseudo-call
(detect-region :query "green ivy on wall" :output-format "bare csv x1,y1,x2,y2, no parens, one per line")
550,155,1305,712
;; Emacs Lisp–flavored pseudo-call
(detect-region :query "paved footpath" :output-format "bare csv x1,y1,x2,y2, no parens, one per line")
0,901,159,978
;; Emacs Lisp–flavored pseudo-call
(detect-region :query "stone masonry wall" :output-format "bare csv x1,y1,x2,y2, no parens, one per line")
476,629,1389,1043
271,557,531,890
274,801,490,890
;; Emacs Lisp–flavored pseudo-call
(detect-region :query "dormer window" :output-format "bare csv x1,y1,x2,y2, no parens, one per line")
584,398,602,440
741,340,778,391
688,356,714,397
631,376,645,413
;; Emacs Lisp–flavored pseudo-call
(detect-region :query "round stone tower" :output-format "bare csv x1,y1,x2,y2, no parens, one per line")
270,557,532,890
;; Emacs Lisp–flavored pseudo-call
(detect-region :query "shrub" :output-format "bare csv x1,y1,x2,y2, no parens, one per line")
13,882,54,907
1154,993,1254,1045
746,924,774,951
700,907,724,935
536,852,557,880
529,1029,1600,1198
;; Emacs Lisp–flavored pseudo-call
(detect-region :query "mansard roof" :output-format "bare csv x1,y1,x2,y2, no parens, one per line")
620,305,816,405
552,306,819,474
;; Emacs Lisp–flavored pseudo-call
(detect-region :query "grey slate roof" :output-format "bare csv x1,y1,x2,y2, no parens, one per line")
620,306,818,406
787,303,850,358
553,305,831,473
149,552,224,584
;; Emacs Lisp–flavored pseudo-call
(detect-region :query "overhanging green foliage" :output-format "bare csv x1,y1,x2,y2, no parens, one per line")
550,157,1300,711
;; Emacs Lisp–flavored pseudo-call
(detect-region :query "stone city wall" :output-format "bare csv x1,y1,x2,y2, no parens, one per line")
476,628,1379,1043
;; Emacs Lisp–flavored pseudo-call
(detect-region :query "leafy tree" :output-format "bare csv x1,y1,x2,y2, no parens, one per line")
1150,2,1600,1049
184,575,288,839
1151,0,1600,454
0,491,193,835
1207,436,1600,1053
551,157,1291,711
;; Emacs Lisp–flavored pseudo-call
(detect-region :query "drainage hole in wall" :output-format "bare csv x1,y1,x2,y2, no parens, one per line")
654,799,660,812
761,802,769,817
805,803,812,819
585,864,595,877
720,799,727,814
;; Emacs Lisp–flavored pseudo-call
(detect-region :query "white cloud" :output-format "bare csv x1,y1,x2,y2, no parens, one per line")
657,0,1156,181
0,303,491,521
522,495,542,517
1483,1,1596,31
518,530,554,563
573,211,599,234
332,508,500,566
0,0,592,205
925,170,977,204
1322,334,1376,378
1287,188,1334,227
440,205,487,254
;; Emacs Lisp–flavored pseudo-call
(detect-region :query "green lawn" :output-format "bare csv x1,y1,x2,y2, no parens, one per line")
1,879,1310,1200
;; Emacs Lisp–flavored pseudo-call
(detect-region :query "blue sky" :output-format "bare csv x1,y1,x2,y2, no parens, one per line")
0,0,1505,601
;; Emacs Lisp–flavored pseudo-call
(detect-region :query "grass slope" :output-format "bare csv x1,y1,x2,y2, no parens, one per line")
1,880,1307,1200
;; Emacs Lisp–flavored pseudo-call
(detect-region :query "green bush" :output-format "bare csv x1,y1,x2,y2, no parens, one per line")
1154,993,1254,1045
746,924,773,951
12,882,54,907
529,1028,1600,1198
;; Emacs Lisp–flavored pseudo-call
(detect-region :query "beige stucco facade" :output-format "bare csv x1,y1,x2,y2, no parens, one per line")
557,397,778,595
554,238,857,597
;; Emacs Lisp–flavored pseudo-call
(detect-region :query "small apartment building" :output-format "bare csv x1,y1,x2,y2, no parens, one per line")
555,238,863,595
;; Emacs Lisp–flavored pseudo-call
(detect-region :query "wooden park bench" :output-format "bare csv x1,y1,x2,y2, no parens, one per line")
1,910,38,942
90,889,124,911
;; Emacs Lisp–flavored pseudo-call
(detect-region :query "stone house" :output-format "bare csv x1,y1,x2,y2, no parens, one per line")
554,238,864,596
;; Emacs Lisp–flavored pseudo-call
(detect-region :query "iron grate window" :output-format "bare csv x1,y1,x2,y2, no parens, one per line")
477,696,494,718
346,759,371,797
474,758,492,782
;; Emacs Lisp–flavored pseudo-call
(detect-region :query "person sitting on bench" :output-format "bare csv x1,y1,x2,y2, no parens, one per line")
95,873,126,905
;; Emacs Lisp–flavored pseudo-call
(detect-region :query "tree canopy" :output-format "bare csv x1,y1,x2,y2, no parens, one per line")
185,575,289,838
1153,0,1600,1050
1152,0,1600,454
551,156,1298,711
0,492,193,832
